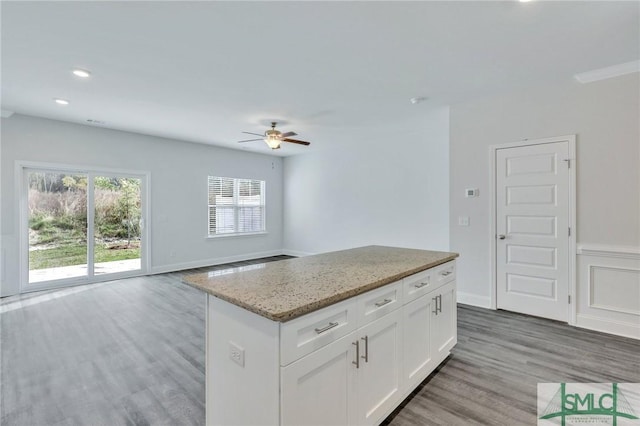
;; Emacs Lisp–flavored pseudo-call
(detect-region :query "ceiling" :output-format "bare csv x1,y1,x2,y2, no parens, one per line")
2,1,638,156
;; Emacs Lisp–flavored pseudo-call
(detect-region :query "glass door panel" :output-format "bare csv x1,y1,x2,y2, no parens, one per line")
93,176,142,275
28,171,88,283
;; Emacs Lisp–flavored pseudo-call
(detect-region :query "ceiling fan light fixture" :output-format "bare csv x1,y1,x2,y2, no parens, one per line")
265,134,281,149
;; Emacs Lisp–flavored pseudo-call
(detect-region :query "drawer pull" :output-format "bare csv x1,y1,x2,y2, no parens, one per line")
314,321,339,334
374,298,393,308
414,282,429,289
441,271,452,277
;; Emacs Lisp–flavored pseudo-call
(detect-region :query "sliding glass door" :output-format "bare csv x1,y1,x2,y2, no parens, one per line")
28,171,89,283
93,176,142,276
25,166,147,290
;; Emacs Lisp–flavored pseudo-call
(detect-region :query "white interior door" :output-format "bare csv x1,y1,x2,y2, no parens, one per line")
496,141,570,321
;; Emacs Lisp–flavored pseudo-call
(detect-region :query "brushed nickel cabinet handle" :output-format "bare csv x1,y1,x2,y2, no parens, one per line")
374,298,393,308
432,297,438,315
352,340,360,368
414,282,429,289
314,322,338,334
441,271,452,276
437,295,442,314
361,336,369,363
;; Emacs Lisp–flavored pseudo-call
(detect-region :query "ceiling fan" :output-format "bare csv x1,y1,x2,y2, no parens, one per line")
238,122,311,150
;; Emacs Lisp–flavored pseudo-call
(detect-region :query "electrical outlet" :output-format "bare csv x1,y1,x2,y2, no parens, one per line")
229,341,245,367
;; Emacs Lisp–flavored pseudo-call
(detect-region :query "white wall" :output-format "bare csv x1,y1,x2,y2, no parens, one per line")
450,73,640,312
1,114,284,296
283,107,450,255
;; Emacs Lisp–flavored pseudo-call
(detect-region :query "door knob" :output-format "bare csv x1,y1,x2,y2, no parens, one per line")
498,234,506,240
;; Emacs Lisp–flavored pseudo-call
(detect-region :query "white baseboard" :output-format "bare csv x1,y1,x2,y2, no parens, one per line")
576,314,640,340
150,249,285,275
457,291,492,309
281,249,316,257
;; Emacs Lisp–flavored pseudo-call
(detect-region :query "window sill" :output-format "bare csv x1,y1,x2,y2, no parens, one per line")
206,231,268,239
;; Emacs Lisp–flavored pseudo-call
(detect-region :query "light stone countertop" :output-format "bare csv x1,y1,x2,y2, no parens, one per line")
182,245,459,322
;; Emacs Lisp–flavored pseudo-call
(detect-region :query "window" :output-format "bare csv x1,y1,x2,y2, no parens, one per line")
208,176,266,236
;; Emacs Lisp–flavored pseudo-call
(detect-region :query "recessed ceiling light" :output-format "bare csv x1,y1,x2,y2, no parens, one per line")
72,69,91,78
54,98,70,105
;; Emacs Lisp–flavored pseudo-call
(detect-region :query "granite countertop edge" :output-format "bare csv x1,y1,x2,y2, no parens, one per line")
183,250,458,322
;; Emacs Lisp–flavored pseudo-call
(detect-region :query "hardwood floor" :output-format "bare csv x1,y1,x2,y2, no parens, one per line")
2,257,638,425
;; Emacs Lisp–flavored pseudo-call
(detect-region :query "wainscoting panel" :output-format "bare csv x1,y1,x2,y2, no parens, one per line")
576,244,640,339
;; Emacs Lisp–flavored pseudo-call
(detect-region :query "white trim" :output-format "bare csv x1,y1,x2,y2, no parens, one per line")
587,264,640,316
456,291,491,309
18,269,150,295
150,249,285,275
16,160,151,293
574,60,640,84
577,244,640,260
1,109,14,118
575,314,640,340
489,135,577,324
206,231,268,239
281,249,316,257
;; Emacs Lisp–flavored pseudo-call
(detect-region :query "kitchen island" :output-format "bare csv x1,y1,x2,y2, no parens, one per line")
184,245,459,426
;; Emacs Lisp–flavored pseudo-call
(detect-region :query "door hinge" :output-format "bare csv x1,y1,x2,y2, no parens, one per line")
564,159,571,168
568,227,571,237
568,295,571,304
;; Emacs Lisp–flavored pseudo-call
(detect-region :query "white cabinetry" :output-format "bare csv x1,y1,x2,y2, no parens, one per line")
356,309,402,426
431,280,457,363
281,331,358,426
206,260,456,426
402,263,457,390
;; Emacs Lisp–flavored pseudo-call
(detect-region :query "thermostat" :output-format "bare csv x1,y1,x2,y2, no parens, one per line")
465,188,479,198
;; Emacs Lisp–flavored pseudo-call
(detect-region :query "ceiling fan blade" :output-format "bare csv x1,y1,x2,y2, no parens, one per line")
280,131,297,138
282,138,311,146
242,131,265,137
237,138,264,143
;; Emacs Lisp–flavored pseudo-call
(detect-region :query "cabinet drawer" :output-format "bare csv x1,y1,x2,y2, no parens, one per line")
433,261,456,286
357,281,402,327
280,298,357,366
403,269,433,303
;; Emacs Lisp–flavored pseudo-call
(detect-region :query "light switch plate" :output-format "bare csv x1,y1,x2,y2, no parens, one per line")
465,188,479,198
458,216,470,226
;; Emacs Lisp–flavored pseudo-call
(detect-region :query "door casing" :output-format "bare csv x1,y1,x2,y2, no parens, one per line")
16,160,151,294
489,135,577,325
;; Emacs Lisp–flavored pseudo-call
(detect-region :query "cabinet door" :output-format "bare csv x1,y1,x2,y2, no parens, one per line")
281,331,358,426
402,295,434,389
431,281,457,363
357,309,402,426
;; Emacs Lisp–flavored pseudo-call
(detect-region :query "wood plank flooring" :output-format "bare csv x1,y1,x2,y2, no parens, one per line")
2,256,638,425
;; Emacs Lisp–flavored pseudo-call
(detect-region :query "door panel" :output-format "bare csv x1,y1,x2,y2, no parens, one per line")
496,142,569,321
358,309,402,426
281,332,357,426
27,170,88,283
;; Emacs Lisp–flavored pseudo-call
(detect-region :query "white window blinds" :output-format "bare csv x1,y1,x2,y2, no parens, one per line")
208,176,265,236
